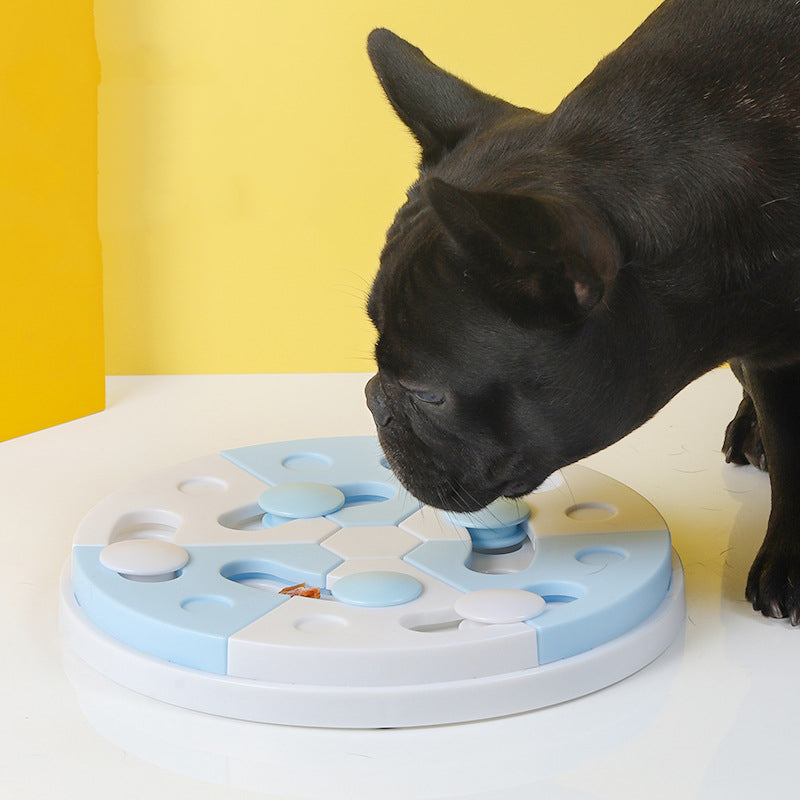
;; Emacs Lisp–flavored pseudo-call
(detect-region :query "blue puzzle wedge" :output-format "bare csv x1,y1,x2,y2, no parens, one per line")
60,436,685,728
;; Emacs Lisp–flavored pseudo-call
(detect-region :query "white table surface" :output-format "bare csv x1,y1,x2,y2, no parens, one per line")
1,368,795,799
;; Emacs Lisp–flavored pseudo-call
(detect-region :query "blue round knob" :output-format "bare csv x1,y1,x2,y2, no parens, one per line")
257,482,345,519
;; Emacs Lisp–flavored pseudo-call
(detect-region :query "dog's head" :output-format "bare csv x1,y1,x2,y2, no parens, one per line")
365,30,623,511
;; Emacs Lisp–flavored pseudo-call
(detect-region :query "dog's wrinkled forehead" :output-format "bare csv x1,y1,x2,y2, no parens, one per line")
369,197,435,321
367,197,488,374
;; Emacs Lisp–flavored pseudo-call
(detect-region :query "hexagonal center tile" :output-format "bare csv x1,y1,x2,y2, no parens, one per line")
321,526,421,559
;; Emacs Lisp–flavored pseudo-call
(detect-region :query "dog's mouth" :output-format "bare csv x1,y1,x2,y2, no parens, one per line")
413,476,544,513
499,480,540,499
378,442,494,511
384,451,546,512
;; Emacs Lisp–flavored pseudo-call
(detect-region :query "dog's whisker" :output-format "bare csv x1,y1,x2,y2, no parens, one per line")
557,468,578,509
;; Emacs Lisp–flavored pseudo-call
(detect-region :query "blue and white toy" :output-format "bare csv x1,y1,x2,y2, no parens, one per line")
59,435,685,728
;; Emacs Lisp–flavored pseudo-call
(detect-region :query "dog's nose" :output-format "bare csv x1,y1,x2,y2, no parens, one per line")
365,374,393,427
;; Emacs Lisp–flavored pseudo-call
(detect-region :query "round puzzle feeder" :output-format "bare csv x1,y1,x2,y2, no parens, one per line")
59,435,685,728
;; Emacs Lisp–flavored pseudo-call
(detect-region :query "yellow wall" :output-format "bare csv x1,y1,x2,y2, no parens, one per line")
98,0,662,374
1,4,104,441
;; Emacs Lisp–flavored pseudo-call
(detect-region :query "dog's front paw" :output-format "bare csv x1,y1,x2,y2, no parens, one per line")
723,394,767,471
746,541,800,625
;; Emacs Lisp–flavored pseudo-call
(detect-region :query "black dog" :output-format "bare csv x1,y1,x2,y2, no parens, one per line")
364,0,800,623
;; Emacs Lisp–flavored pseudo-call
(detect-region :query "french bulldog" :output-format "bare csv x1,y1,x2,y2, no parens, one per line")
364,0,800,623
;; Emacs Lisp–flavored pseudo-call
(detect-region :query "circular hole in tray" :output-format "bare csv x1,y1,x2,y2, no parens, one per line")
281,453,332,471
527,580,585,605
110,510,181,543
293,615,349,633
565,502,618,521
221,560,287,592
400,610,462,633
540,594,579,605
466,537,534,575
181,595,233,612
218,504,267,531
219,559,323,596
119,570,182,583
339,481,396,508
575,546,627,566
178,476,228,494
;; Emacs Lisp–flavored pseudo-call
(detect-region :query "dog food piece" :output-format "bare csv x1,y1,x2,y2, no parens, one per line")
258,482,345,519
99,540,189,580
454,588,546,624
279,582,321,598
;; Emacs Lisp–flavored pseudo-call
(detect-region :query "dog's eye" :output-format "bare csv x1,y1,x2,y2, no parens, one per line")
411,389,445,406
397,380,446,406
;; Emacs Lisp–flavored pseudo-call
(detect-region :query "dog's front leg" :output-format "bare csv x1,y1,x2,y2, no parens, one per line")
723,358,767,470
740,361,800,624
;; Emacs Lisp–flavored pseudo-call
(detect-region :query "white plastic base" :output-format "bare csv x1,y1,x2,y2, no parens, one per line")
59,554,684,729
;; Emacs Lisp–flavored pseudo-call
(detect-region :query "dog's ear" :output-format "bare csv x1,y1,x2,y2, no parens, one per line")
367,29,519,165
424,178,620,318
